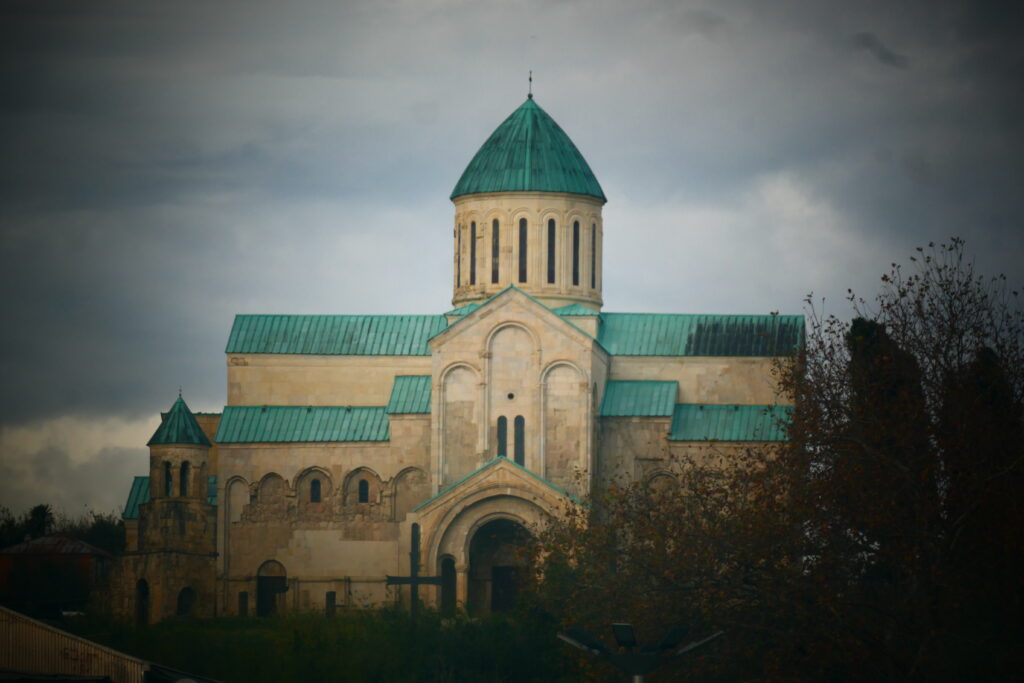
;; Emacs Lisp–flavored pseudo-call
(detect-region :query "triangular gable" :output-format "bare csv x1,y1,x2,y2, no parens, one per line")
429,285,605,352
413,457,578,513
148,396,210,446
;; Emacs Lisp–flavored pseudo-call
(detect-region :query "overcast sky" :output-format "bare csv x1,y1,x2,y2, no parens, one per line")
1,0,1021,516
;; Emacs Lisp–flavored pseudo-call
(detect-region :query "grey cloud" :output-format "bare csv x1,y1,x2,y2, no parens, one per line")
851,32,910,69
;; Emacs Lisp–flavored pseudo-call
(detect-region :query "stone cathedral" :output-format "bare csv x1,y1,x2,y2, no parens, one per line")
109,95,802,624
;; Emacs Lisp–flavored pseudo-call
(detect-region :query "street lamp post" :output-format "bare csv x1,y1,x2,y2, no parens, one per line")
558,622,724,682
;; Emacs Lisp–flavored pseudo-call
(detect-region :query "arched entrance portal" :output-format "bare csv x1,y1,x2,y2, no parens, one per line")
256,560,287,617
468,519,530,616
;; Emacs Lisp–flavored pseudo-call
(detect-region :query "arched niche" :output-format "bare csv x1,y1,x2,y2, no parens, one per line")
441,364,480,486
487,325,538,467
226,477,249,524
296,468,333,505
345,467,383,507
176,586,196,617
258,473,287,504
543,362,587,494
393,467,430,522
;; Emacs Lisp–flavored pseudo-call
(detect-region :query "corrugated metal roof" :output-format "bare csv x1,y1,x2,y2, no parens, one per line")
444,303,480,317
552,303,600,317
0,535,112,558
226,315,448,356
216,406,389,442
386,376,432,414
451,97,606,201
123,476,216,519
669,404,791,441
600,380,678,417
598,313,804,356
123,476,150,520
147,396,210,447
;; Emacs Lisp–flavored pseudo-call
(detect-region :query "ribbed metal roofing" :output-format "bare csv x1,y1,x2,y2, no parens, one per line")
669,404,791,441
552,303,600,317
226,315,448,356
386,375,432,414
451,97,605,201
216,406,389,443
147,396,211,446
123,476,216,519
444,303,480,318
600,380,678,417
598,314,804,356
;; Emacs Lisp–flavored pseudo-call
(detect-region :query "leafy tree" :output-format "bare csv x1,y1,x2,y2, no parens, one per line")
528,240,1023,681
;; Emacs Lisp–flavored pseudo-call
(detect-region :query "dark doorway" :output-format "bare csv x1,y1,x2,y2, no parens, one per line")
176,587,196,617
491,566,520,613
440,557,456,616
135,579,149,627
468,518,530,616
256,560,287,617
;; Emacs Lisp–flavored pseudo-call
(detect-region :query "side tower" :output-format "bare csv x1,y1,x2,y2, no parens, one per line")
110,395,217,623
450,95,606,311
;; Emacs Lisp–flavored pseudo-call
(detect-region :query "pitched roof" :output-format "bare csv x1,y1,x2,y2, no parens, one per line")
669,404,791,441
598,313,803,356
600,380,678,417
215,406,389,443
123,476,217,519
0,534,112,558
226,315,447,355
552,303,600,317
147,396,211,446
451,97,605,201
386,375,432,414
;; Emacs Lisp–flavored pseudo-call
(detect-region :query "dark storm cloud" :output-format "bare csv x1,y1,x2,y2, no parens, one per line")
1,0,1022,512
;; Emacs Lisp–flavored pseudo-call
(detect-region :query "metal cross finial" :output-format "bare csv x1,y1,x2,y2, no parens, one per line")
178,386,182,398
528,70,533,98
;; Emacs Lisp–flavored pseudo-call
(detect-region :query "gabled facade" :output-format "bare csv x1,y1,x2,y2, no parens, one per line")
114,95,802,621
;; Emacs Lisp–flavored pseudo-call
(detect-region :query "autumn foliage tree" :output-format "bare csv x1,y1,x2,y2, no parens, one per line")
527,240,1023,681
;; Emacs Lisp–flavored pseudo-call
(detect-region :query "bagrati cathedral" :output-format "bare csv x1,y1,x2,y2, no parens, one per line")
109,94,802,624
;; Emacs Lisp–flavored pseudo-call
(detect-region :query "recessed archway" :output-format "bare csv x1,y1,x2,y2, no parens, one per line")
467,518,531,616
256,560,287,617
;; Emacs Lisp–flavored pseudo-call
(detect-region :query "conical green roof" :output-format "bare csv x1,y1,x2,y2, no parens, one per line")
451,97,605,201
147,395,211,447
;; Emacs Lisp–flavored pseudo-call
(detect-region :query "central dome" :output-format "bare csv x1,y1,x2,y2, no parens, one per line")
451,97,606,202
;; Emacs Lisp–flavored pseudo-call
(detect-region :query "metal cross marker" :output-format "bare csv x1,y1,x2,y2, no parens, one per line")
386,523,441,620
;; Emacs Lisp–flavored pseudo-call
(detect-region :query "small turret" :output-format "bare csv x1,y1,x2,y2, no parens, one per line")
139,394,215,553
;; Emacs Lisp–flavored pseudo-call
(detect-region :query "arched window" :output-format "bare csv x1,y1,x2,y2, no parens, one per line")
358,479,369,503
590,222,597,288
518,218,528,282
164,462,173,497
514,416,525,466
135,579,149,627
176,586,196,617
470,221,477,285
491,219,500,283
497,416,508,458
547,219,556,283
572,220,580,286
180,461,190,497
310,478,322,503
456,224,462,287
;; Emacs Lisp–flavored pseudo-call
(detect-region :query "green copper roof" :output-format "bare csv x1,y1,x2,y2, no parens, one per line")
147,396,211,446
600,381,678,417
386,375,432,414
669,404,791,441
444,303,480,318
598,314,804,356
216,406,389,443
552,303,600,317
226,315,448,356
123,475,216,519
451,97,605,201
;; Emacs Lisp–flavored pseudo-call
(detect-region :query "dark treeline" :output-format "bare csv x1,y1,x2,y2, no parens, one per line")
0,503,125,555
